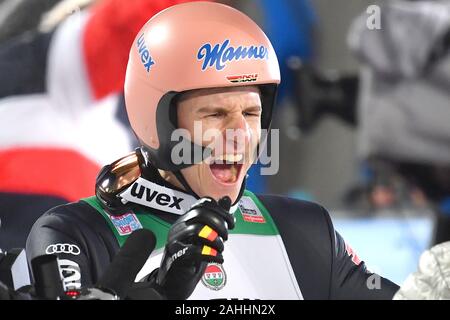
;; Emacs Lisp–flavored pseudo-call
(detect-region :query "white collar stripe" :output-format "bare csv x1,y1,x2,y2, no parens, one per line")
119,177,197,215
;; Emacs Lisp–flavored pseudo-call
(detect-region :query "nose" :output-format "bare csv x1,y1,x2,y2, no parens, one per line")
223,112,251,151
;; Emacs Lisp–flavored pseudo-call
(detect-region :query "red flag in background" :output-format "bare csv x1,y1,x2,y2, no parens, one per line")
0,0,198,249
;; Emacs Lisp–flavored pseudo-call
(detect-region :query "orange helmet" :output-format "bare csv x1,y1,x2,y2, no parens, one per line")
124,1,280,171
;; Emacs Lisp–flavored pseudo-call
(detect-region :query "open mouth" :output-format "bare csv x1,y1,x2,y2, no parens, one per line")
208,154,244,185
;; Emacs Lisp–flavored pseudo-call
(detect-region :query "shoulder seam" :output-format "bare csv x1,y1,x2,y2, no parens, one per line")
318,205,335,300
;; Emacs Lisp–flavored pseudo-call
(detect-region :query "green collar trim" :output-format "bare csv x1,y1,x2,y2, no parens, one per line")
82,189,278,250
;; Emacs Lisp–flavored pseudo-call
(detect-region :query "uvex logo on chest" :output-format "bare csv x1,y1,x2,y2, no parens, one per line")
130,183,183,210
137,33,155,72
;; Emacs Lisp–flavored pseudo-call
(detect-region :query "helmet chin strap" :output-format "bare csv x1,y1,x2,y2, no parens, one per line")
172,170,199,198
172,170,247,207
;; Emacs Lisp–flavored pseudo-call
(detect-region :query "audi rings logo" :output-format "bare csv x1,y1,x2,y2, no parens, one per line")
45,243,81,256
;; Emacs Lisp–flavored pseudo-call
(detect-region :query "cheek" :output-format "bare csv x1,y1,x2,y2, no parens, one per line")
249,122,261,145
186,118,224,148
181,163,210,191
182,165,200,182
177,108,192,131
200,121,222,146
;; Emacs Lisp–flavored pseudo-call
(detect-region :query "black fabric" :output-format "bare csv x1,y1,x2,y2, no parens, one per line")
26,197,177,287
26,201,119,287
152,197,234,299
433,211,450,245
0,193,67,250
259,194,399,299
26,186,399,299
0,30,54,98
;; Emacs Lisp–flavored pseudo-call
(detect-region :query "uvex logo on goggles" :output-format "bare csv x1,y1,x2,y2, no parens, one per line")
197,39,269,71
130,183,184,209
120,178,197,215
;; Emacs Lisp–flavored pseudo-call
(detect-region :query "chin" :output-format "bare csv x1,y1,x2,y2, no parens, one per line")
184,163,249,204
204,176,245,204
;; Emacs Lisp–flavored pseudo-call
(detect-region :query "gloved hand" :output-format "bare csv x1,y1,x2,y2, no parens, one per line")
148,196,235,299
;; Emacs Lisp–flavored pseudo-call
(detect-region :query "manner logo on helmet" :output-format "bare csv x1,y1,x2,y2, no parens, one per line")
201,263,226,291
238,196,266,223
197,39,268,71
137,33,155,73
45,243,81,256
227,74,258,83
109,212,143,236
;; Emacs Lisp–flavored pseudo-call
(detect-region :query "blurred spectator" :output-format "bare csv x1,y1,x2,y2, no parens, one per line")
348,0,450,242
0,0,192,249
0,0,62,43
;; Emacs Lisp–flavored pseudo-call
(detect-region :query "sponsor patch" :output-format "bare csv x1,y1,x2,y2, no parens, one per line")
197,39,269,71
109,212,143,236
227,74,258,83
45,243,81,256
201,263,226,291
238,196,266,223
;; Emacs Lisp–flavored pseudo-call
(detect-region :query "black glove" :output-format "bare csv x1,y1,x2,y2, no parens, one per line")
148,196,235,299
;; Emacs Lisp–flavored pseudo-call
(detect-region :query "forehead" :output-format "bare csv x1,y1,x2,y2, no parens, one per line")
177,86,261,109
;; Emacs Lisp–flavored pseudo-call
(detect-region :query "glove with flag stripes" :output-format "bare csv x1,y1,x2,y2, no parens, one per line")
148,196,235,300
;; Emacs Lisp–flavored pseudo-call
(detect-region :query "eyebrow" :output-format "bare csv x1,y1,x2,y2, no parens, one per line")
196,105,262,114
244,105,262,112
196,106,228,114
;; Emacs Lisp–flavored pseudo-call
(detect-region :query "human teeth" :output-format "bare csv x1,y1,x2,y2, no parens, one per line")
230,165,237,178
215,154,243,163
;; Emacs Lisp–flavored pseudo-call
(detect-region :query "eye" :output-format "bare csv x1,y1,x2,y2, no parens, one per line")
206,111,225,118
243,111,260,117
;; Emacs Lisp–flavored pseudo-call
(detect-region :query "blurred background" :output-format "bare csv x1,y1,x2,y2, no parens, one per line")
0,0,449,285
